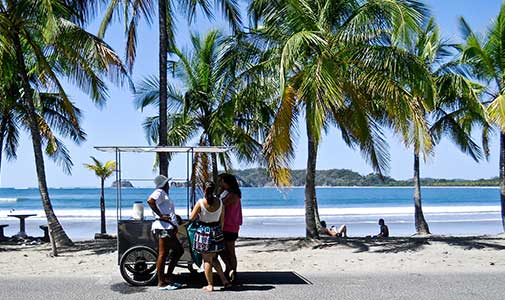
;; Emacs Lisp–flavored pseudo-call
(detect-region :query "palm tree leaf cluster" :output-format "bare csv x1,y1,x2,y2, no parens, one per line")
0,0,129,247
459,3,505,232
134,29,277,185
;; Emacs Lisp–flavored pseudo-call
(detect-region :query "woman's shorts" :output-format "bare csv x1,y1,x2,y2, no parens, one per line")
153,229,175,239
223,231,239,241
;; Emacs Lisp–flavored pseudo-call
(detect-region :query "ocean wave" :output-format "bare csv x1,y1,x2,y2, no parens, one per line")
0,197,17,202
0,205,500,220
241,206,501,217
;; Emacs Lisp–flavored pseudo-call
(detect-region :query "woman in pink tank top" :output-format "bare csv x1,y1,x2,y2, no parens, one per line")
218,173,242,283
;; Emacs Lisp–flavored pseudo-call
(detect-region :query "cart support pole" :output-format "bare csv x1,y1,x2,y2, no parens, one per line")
118,151,122,220
186,150,190,219
115,148,119,223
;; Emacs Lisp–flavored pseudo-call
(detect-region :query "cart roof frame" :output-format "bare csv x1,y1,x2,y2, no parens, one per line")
94,145,230,222
94,146,229,153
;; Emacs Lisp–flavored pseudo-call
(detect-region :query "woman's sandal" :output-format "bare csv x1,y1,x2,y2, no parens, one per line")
228,270,236,283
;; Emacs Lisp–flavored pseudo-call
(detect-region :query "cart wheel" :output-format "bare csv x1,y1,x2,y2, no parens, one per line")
119,246,158,286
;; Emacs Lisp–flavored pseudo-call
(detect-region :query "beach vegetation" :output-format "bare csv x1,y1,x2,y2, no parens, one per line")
84,157,116,235
232,167,499,187
250,0,434,238
134,30,275,193
397,18,487,235
460,3,505,232
98,0,243,178
0,0,129,247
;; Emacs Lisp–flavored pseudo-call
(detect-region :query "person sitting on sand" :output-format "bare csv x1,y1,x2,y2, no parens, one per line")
320,221,347,238
374,218,389,238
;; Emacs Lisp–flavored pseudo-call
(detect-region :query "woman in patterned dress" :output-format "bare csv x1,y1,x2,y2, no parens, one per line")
189,181,231,291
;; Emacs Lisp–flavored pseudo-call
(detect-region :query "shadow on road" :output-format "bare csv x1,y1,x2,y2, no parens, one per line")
110,271,309,293
110,282,148,294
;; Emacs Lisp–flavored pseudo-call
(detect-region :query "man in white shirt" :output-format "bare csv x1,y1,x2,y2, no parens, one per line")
147,175,183,290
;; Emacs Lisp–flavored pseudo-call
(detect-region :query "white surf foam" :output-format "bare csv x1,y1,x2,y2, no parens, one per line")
241,206,501,217
0,205,500,220
0,197,17,202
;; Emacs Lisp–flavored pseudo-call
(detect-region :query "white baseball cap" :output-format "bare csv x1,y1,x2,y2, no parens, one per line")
154,175,171,188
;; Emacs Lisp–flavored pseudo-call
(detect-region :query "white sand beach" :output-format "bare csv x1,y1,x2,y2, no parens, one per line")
1,235,504,278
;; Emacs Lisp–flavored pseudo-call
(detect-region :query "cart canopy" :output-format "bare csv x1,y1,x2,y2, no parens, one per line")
95,146,229,153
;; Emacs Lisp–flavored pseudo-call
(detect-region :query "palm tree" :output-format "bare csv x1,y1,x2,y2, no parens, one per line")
250,0,435,238
0,84,87,183
0,0,129,247
404,18,487,235
84,157,116,235
99,0,243,177
134,30,275,186
460,4,505,232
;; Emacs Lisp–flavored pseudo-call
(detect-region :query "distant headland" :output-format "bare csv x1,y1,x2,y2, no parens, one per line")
111,180,134,188
231,168,499,187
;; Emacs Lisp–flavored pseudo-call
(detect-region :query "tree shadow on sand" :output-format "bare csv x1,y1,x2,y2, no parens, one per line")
248,236,505,254
59,240,117,255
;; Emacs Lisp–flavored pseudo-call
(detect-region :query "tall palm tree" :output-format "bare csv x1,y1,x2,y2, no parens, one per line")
250,0,435,238
134,30,275,186
0,0,129,246
99,0,243,177
84,157,116,235
460,4,505,232
404,18,487,235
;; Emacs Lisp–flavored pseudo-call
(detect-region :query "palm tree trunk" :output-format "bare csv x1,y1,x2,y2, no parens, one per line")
500,133,505,232
211,153,219,184
313,195,322,230
190,154,198,207
100,178,106,234
12,33,73,247
413,152,430,235
206,134,219,184
0,117,6,183
158,0,169,177
305,120,319,239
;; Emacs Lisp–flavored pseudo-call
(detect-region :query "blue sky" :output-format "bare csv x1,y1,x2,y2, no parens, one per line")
0,0,502,188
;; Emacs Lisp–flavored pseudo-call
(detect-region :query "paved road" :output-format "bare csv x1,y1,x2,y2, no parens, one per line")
1,271,503,300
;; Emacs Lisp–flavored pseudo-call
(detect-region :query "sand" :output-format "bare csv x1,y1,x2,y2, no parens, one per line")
1,235,504,278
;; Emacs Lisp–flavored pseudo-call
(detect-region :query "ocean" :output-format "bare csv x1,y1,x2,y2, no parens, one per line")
0,187,502,240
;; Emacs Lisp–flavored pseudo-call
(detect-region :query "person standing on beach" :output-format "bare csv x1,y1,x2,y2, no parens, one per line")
189,181,230,292
218,173,242,283
147,175,183,290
